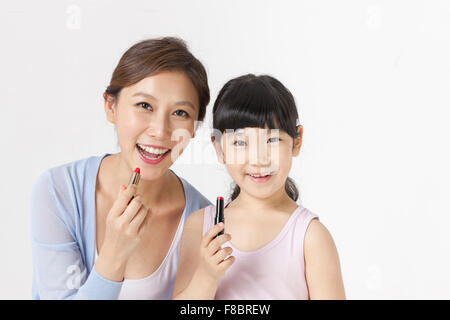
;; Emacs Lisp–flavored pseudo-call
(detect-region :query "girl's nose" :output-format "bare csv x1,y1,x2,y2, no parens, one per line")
248,144,271,166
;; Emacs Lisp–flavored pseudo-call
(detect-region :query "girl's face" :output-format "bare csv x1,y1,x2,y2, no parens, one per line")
105,71,199,180
214,125,302,200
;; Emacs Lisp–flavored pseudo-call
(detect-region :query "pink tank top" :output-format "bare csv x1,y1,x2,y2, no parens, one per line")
202,204,319,300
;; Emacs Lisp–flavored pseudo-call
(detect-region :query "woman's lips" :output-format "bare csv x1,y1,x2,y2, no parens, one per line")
136,144,170,165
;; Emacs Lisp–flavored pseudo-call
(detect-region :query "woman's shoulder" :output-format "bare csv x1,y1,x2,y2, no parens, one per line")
175,173,212,213
34,153,107,187
30,154,108,221
184,203,213,225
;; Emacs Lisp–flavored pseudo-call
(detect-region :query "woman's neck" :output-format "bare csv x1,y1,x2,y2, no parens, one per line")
99,153,175,208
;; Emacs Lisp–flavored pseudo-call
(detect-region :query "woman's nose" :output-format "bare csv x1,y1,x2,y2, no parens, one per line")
147,113,170,139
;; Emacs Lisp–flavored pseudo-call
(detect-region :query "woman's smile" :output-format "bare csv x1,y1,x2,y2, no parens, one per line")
136,143,171,164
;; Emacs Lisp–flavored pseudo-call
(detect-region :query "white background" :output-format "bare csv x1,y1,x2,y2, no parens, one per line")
1,0,449,299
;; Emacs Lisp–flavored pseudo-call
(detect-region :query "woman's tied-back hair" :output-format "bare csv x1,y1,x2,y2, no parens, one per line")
212,74,301,202
104,37,210,121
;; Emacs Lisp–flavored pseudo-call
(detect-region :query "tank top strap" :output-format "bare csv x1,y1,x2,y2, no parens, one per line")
291,206,320,255
202,205,215,237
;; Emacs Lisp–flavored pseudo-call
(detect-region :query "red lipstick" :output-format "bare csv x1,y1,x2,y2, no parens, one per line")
128,167,141,202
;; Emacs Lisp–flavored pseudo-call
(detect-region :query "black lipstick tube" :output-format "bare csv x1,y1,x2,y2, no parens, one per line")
215,196,224,238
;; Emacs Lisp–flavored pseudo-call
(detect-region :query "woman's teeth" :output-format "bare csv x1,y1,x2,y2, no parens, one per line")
137,144,170,159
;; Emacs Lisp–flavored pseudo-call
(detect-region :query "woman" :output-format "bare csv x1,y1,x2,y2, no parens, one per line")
30,37,212,299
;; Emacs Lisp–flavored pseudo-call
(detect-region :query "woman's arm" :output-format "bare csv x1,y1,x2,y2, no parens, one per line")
304,219,346,299
30,170,123,299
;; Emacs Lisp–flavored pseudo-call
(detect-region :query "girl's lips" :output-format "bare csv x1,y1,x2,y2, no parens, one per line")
246,173,273,183
136,145,170,165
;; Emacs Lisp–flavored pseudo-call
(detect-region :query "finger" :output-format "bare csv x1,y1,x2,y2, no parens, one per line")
213,246,233,264
117,184,126,196
109,184,137,217
201,223,225,248
218,255,236,272
119,195,143,224
129,206,149,234
207,233,232,256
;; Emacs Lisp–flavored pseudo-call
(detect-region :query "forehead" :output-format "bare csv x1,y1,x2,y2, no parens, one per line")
122,71,199,106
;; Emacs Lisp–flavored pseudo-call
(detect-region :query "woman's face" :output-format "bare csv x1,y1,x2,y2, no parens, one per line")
105,71,200,180
214,125,302,200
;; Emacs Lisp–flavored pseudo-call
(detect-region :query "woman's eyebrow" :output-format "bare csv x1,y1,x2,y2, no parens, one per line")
132,91,196,110
173,100,196,111
132,92,158,100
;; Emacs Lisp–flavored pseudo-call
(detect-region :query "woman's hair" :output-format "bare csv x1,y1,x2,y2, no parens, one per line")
104,37,210,121
212,74,300,202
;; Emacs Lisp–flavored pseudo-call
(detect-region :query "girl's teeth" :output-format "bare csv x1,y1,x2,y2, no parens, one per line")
249,174,270,178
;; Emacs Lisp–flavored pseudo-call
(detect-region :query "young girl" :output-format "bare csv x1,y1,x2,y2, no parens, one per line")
172,74,346,299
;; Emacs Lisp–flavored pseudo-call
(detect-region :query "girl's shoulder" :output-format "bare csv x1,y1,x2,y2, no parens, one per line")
303,217,339,262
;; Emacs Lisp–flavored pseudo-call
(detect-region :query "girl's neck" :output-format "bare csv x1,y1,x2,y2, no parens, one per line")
229,185,295,212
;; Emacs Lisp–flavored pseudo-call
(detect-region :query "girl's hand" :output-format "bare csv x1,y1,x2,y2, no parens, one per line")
194,222,235,285
95,184,151,281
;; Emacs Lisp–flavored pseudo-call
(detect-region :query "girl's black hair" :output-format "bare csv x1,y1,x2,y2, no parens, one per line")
212,74,300,202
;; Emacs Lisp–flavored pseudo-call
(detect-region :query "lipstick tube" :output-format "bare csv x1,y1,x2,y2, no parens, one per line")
128,168,140,202
215,196,224,238
129,167,141,186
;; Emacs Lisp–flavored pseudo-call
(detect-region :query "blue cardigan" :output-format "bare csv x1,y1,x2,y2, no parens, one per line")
30,154,211,299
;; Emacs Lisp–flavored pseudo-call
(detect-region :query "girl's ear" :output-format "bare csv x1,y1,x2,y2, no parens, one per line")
104,93,117,124
292,125,303,157
211,135,225,164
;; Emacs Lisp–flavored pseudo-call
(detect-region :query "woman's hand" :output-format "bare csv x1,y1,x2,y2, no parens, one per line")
94,184,150,282
193,222,235,287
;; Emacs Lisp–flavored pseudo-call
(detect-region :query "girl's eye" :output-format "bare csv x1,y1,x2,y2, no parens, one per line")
173,110,190,118
233,140,246,147
268,137,280,143
137,102,152,110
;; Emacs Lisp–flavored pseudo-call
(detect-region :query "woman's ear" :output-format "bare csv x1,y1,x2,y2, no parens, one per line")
104,93,117,124
292,125,303,157
211,135,225,164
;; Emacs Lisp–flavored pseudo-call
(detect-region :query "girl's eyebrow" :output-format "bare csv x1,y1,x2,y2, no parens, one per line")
233,130,246,137
132,91,196,111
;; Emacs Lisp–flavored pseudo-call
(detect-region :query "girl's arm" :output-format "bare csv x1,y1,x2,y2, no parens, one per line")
304,219,346,299
172,209,234,300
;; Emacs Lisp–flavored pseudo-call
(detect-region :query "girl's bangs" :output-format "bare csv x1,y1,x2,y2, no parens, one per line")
214,82,282,133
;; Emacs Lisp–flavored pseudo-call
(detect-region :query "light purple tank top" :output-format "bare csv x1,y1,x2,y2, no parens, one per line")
202,204,319,300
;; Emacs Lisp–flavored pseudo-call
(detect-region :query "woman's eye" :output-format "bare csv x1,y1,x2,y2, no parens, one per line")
137,102,152,110
233,140,246,147
268,137,280,143
174,110,190,118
